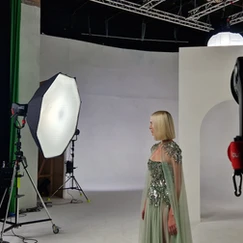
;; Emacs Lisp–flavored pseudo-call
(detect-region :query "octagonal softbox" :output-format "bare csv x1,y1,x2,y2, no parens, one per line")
27,73,81,158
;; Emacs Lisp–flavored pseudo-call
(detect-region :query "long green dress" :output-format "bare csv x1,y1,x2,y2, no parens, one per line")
139,141,193,243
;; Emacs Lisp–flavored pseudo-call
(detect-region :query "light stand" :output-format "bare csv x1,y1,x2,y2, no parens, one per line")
0,72,81,242
50,129,90,203
0,116,60,243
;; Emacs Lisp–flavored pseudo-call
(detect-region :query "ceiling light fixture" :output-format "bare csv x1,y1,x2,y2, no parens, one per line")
207,31,243,46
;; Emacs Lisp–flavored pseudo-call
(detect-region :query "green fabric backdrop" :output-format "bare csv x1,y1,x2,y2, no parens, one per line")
9,0,21,214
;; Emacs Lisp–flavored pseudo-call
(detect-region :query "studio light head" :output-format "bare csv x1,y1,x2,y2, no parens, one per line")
11,72,81,159
11,103,28,118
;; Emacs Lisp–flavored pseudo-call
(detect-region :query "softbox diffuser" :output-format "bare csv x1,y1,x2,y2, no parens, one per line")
27,73,81,158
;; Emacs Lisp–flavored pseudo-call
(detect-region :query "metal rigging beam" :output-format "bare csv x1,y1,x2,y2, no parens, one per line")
229,11,243,26
89,0,213,32
140,0,166,11
188,0,239,20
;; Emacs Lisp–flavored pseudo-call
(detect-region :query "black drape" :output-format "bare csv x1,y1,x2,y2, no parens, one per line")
0,1,11,219
1,0,11,164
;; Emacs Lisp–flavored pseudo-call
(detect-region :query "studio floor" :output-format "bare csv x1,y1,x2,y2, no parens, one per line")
1,191,243,243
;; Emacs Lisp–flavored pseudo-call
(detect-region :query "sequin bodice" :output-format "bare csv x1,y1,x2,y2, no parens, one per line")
147,160,170,207
147,141,182,207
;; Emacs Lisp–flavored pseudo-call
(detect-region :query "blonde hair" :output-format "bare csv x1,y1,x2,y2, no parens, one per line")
151,111,176,141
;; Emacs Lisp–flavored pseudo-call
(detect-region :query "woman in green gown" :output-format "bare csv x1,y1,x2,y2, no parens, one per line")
139,111,193,243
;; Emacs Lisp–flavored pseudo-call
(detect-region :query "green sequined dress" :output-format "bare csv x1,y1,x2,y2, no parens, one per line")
139,141,193,243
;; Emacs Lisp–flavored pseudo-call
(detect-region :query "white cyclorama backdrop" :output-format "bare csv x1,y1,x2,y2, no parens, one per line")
179,46,243,225
18,3,40,209
40,35,179,191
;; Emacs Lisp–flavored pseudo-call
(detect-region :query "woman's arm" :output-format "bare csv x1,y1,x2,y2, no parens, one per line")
169,148,182,214
172,158,182,201
143,198,147,209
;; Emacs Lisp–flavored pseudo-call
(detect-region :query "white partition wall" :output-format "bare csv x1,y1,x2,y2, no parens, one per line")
18,3,40,209
179,46,243,224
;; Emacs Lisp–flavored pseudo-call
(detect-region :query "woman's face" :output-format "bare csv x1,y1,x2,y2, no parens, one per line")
149,117,155,137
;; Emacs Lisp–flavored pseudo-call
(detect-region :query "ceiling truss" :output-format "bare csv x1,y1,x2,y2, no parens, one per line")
89,0,213,32
89,0,243,32
140,0,166,11
187,0,240,20
229,11,243,25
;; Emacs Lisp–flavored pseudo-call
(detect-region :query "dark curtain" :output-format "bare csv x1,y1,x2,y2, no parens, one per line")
0,0,12,219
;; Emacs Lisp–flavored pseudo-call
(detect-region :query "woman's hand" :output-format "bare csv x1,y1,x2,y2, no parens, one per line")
142,200,146,220
168,213,177,235
142,208,145,220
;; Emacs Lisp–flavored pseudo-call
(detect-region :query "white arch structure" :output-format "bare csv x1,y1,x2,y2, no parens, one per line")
178,46,243,225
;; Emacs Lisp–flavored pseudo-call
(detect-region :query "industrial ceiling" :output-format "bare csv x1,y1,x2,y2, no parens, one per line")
41,0,243,52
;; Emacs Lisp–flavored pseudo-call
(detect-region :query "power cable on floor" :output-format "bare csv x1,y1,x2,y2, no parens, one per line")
11,229,38,243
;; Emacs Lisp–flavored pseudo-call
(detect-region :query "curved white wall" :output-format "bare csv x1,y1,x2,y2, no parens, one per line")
40,36,179,192
179,46,243,224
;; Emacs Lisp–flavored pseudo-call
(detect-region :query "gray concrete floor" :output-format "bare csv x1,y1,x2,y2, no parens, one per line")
1,191,243,243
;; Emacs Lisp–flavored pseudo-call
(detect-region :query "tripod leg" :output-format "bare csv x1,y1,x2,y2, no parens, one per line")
50,176,72,199
24,167,52,220
73,177,90,202
22,165,60,234
0,189,8,209
0,189,9,243
21,163,56,220
0,165,16,242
